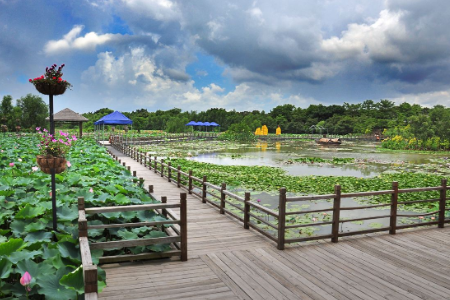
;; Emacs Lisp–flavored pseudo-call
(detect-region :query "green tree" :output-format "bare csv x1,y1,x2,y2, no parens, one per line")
166,116,188,133
16,94,48,130
1,95,15,129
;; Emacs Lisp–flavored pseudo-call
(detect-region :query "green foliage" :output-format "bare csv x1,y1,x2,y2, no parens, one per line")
165,116,189,133
0,136,172,299
16,94,48,130
293,157,355,164
219,122,256,142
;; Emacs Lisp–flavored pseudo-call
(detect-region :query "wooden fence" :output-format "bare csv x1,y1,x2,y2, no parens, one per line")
110,142,450,251
78,193,187,298
108,132,218,145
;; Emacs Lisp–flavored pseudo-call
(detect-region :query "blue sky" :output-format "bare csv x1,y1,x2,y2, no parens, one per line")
1,0,450,114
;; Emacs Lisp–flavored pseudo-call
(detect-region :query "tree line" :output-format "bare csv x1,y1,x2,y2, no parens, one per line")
2,94,450,143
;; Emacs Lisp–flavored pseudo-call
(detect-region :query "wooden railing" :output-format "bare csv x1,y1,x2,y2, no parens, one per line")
77,193,187,296
110,143,450,251
109,132,218,146
278,180,449,249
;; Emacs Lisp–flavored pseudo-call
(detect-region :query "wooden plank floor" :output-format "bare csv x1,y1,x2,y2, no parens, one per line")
100,147,450,299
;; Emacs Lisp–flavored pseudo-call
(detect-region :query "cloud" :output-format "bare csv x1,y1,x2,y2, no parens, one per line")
121,0,181,22
390,89,450,108
79,47,319,112
44,25,126,54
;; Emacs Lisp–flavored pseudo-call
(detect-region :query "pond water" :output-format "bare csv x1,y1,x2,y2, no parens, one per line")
190,140,441,178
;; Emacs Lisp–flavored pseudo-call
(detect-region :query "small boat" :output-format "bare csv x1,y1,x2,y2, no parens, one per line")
315,137,342,145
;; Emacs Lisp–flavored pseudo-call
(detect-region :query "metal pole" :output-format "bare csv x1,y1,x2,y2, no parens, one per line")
49,94,57,232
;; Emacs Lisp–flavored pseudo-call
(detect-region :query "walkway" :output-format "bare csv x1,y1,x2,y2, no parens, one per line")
99,146,450,300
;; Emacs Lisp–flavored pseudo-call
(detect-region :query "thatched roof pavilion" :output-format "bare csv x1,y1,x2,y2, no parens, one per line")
46,108,89,137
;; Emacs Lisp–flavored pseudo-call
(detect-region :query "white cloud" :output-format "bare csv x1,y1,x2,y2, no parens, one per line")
44,25,126,55
79,47,320,112
390,89,450,108
321,9,407,62
121,0,180,22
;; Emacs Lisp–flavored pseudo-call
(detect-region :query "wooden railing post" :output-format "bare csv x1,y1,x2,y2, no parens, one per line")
84,264,98,294
168,162,172,182
180,193,188,261
161,159,164,177
331,185,341,243
439,179,447,228
202,176,207,203
389,181,398,234
177,166,181,188
148,156,152,170
188,170,193,194
244,192,250,229
154,156,157,173
148,185,154,193
277,188,286,250
78,197,87,238
220,183,226,214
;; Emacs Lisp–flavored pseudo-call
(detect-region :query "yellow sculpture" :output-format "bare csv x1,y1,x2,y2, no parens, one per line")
262,125,268,135
255,127,261,135
276,126,281,135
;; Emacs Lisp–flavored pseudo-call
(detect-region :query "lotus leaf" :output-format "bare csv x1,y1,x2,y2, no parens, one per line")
0,257,12,279
8,250,42,264
59,265,84,294
0,238,26,256
37,267,77,300
57,242,80,260
15,204,46,219
24,231,53,244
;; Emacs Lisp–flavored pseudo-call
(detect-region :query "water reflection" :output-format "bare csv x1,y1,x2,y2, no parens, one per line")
190,140,442,178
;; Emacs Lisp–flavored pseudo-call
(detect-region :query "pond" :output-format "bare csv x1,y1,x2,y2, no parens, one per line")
186,140,443,237
189,140,443,178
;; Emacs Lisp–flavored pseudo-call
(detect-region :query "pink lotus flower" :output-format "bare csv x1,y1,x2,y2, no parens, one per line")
66,161,71,167
312,217,317,222
49,191,52,197
9,162,14,167
18,158,22,162
257,199,261,203
32,166,39,172
20,271,32,286
89,188,94,193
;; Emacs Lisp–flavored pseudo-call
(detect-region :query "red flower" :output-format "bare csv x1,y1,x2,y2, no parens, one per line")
29,79,32,82
53,77,56,79
58,77,62,82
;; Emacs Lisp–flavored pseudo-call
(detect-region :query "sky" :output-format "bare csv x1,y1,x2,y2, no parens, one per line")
1,0,450,114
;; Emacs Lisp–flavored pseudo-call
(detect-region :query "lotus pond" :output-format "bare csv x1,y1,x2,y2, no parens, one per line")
0,136,170,300
139,139,450,237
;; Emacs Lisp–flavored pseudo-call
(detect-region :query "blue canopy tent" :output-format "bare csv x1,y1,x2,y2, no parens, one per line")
95,111,133,143
185,121,220,132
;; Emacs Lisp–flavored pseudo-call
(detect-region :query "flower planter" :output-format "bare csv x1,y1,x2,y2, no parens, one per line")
36,155,67,174
34,83,67,95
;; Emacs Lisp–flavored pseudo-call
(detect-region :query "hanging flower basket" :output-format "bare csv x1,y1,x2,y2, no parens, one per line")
34,83,67,95
29,64,72,95
36,155,67,174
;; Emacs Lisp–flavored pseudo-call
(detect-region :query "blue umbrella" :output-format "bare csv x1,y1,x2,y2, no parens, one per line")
185,121,197,126
210,122,219,126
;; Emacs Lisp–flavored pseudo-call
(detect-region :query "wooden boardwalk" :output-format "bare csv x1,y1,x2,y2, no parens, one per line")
99,146,450,300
